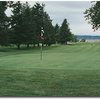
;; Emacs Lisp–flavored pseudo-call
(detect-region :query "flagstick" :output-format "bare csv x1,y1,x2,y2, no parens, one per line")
40,27,44,60
40,43,42,60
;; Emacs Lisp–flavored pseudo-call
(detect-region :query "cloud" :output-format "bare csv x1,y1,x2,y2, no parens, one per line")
43,1,100,36
70,23,100,36
45,4,84,13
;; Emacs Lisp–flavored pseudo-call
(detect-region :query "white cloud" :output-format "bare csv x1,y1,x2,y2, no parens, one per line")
45,4,85,13
70,24,100,36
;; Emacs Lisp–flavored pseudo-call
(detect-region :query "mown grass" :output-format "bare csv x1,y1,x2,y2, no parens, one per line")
0,42,100,96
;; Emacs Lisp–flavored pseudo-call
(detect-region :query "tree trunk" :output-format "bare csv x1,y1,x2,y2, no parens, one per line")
27,44,29,48
42,43,44,47
17,44,20,49
37,43,40,47
48,44,51,46
33,44,35,47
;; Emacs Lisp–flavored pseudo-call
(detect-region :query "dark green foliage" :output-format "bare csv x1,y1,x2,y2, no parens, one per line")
10,1,24,49
59,19,72,44
0,1,9,46
84,1,100,31
71,34,79,42
54,24,60,43
10,2,44,48
80,38,86,42
43,12,55,46
0,1,75,48
33,3,44,47
21,2,34,48
9,2,55,48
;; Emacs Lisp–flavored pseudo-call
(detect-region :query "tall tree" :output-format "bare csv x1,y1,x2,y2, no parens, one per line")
0,1,9,46
43,12,55,46
21,2,34,48
71,34,79,42
59,19,72,44
84,1,100,31
54,24,60,43
33,3,44,47
10,1,24,49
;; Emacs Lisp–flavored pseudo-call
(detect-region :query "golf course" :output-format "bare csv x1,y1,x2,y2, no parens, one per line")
0,42,100,96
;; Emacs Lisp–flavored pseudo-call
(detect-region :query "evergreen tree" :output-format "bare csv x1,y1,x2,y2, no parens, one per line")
8,2,73,48
59,19,72,44
54,24,60,43
43,12,55,46
10,1,24,49
0,1,9,46
71,34,79,42
33,3,44,47
10,2,52,48
21,2,33,48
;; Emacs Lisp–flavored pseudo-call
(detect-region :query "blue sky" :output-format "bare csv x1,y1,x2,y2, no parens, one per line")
6,1,100,36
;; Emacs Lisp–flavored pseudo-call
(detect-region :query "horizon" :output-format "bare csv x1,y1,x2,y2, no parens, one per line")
76,35,100,36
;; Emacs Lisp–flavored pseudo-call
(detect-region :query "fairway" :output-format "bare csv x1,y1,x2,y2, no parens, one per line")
1,42,100,96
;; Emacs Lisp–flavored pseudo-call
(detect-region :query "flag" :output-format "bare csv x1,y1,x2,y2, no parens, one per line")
41,27,44,40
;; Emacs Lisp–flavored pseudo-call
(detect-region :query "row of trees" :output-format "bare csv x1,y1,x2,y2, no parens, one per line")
54,19,78,44
0,1,78,49
0,2,8,46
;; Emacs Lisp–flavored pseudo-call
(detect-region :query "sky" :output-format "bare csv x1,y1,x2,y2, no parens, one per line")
5,1,100,36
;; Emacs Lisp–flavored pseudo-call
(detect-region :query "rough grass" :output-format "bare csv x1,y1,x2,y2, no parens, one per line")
0,42,100,96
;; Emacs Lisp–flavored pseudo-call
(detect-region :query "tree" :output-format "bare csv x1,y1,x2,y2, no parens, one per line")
10,1,24,49
54,24,60,43
30,6,37,47
43,12,55,46
21,2,34,48
71,34,79,42
9,2,74,48
80,38,86,42
84,1,100,31
0,1,9,46
10,2,55,48
33,3,44,47
59,19,72,44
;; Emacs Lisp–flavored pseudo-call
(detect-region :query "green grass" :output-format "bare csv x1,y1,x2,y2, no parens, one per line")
1,42,100,96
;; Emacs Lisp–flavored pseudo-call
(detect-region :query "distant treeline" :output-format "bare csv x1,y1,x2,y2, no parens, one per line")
77,35,100,40
0,1,78,49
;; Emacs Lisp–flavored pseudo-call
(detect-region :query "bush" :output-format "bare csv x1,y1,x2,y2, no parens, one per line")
71,34,79,42
80,38,86,42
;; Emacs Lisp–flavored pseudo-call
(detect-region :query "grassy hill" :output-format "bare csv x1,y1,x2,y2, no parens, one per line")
0,42,100,96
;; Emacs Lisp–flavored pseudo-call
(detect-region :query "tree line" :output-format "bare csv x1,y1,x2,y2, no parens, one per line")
0,1,78,49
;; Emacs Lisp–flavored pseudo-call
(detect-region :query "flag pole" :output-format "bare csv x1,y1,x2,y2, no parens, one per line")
40,43,42,60
40,27,44,60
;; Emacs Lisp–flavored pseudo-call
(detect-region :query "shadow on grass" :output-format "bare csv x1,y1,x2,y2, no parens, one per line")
0,42,80,53
0,44,60,53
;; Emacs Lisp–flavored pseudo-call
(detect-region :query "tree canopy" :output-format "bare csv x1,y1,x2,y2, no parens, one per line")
84,1,100,31
0,1,9,46
59,19,72,44
0,1,77,49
